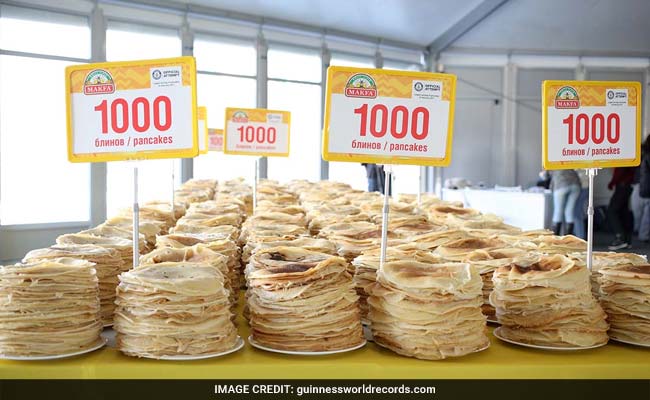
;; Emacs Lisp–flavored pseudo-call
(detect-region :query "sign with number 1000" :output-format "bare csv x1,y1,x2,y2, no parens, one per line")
65,57,198,162
223,108,290,157
542,80,641,170
322,66,457,166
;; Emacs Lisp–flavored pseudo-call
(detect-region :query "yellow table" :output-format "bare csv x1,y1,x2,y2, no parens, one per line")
1,320,648,379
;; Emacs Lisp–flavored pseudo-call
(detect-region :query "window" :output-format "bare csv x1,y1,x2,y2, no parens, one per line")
327,53,375,190
105,22,181,217
0,5,90,59
193,35,257,182
0,7,91,224
383,59,422,71
267,46,321,182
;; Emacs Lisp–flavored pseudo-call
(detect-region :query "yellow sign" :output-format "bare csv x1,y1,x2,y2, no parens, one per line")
542,80,641,170
65,56,198,162
322,66,457,166
223,107,290,157
208,128,223,152
198,106,208,155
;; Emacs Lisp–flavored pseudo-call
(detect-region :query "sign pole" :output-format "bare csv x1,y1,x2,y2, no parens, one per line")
171,160,176,222
132,163,140,268
253,157,259,211
417,167,422,209
586,168,598,271
379,165,392,269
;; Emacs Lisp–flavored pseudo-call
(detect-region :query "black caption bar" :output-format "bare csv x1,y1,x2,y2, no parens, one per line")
0,379,648,400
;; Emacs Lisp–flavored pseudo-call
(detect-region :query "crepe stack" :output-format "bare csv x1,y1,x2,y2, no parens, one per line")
532,235,587,255
217,179,252,215
242,236,337,267
396,229,468,252
0,258,103,357
97,217,163,253
367,259,489,360
462,247,528,320
491,254,609,348
76,224,151,253
139,245,235,311
115,263,237,358
433,237,506,261
318,221,392,262
57,233,138,270
568,252,646,298
23,244,124,325
156,234,242,303
305,204,369,235
169,225,240,241
427,204,480,226
247,247,364,352
351,248,442,322
389,215,445,239
598,264,650,345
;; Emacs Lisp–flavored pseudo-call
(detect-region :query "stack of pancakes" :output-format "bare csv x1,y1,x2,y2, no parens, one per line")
56,233,141,270
568,252,647,298
217,178,252,216
351,248,442,322
598,264,650,345
0,258,103,357
139,245,234,313
491,254,609,347
368,259,489,360
247,247,364,352
23,244,123,325
156,234,241,307
114,263,237,358
462,247,527,320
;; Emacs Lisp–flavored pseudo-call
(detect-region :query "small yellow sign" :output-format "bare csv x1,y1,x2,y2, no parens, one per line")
198,106,208,155
542,80,641,170
322,66,457,166
208,128,223,152
65,56,198,162
223,107,291,157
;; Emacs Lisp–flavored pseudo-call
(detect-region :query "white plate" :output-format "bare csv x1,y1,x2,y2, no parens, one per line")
609,337,650,348
0,338,107,361
486,318,499,324
493,327,608,351
248,335,366,356
151,336,245,360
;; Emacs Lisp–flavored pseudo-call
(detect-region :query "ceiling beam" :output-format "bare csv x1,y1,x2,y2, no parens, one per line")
427,0,509,56
99,0,426,51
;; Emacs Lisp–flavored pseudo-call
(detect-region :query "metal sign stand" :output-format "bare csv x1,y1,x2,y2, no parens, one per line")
586,168,598,271
417,167,422,209
253,157,259,211
171,160,176,223
379,165,393,269
132,163,140,268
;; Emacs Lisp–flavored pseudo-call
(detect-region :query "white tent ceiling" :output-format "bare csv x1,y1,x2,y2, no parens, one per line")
160,0,650,56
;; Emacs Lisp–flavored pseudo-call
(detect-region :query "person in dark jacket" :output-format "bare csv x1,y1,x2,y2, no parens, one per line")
637,137,650,242
607,166,637,250
361,163,391,195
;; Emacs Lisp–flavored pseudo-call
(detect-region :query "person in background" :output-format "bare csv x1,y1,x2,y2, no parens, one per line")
361,163,390,195
551,169,581,236
573,170,589,239
607,166,637,250
636,137,650,243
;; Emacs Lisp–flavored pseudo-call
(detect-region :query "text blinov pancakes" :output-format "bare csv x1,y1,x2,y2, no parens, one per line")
491,254,609,348
247,247,364,352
